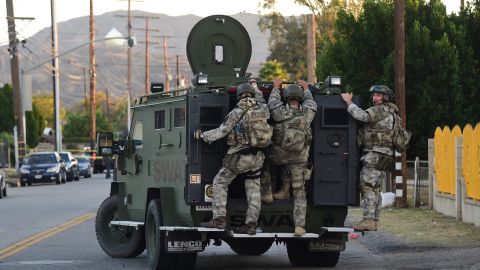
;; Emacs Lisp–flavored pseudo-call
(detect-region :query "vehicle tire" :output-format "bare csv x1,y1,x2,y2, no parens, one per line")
286,239,320,267
20,181,26,187
74,169,80,181
27,181,32,186
227,238,273,255
2,186,6,197
55,174,61,185
95,195,146,258
146,199,197,270
317,251,340,267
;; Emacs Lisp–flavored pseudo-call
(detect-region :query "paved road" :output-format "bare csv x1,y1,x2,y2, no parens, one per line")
1,174,479,269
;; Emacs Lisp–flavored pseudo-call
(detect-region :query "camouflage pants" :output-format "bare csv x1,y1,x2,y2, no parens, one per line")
360,151,385,220
212,151,264,224
260,161,307,227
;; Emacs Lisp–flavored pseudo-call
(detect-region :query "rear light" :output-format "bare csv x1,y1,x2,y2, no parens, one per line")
228,87,237,93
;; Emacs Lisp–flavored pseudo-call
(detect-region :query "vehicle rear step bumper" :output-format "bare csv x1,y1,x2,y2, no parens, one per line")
110,221,353,238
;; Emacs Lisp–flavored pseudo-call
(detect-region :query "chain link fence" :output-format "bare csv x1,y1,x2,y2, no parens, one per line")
406,158,429,207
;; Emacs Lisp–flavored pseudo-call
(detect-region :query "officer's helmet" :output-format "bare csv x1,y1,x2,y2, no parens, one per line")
237,83,255,100
284,84,304,101
369,85,394,102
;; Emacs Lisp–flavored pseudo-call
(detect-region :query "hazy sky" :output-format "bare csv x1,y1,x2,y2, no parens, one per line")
0,0,467,46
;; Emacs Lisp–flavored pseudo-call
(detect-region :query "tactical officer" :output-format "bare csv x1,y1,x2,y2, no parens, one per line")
261,78,317,236
197,83,270,235
341,85,398,231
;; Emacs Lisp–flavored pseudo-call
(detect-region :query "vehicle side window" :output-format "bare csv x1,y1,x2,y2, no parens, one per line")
155,110,165,129
132,121,144,149
174,107,185,127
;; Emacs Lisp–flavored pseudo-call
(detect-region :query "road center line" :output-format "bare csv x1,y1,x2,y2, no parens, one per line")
0,212,96,261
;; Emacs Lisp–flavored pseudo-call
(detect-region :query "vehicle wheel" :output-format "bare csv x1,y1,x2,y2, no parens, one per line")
317,251,340,267
227,238,273,255
146,199,197,270
286,239,322,267
2,186,6,197
20,181,26,187
95,195,146,258
27,181,32,186
55,174,61,184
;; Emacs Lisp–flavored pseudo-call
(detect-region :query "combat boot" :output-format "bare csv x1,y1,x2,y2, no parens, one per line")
200,217,226,229
262,193,273,204
294,226,306,236
273,181,290,200
353,218,376,231
233,222,257,235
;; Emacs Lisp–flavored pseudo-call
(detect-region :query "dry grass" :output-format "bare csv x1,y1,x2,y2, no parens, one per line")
348,207,480,247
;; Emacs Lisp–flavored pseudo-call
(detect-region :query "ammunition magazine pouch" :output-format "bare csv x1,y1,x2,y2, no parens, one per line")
375,153,393,171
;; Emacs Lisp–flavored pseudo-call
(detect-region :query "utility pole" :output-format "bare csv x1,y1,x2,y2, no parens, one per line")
51,0,62,151
127,0,132,132
6,0,25,162
89,0,97,149
394,0,407,207
83,67,88,111
176,54,179,88
307,13,317,84
163,37,170,92
105,87,111,124
145,17,150,95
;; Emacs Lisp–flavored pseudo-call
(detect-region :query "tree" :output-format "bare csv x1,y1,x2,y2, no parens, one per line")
259,14,308,79
316,0,480,158
259,60,291,80
0,84,14,133
26,103,45,148
33,94,66,128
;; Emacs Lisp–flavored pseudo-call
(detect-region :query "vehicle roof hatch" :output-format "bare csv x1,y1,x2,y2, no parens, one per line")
187,15,251,86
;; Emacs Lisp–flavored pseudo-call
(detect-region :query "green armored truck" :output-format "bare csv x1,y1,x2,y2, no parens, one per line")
95,15,361,270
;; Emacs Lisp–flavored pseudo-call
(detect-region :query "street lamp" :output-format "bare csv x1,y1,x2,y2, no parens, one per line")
21,35,131,152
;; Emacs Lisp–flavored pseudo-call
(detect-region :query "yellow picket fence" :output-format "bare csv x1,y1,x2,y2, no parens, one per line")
434,124,480,200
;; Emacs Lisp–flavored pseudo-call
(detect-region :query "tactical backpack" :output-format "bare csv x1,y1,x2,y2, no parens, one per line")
391,112,411,152
227,104,273,148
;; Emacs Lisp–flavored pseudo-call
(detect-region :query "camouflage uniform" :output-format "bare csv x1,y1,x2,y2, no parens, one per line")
202,90,269,225
347,102,397,221
261,87,317,227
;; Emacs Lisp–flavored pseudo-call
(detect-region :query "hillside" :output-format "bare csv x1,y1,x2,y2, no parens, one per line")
0,11,270,107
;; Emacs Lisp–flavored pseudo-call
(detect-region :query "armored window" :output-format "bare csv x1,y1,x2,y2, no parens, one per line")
155,110,165,129
174,107,186,127
132,121,143,149
200,107,223,125
214,45,224,63
322,107,349,127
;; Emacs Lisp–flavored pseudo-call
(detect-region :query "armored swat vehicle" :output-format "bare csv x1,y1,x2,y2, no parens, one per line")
95,15,360,269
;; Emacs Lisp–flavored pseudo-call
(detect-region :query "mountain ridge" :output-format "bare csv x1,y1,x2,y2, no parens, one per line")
0,11,270,107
